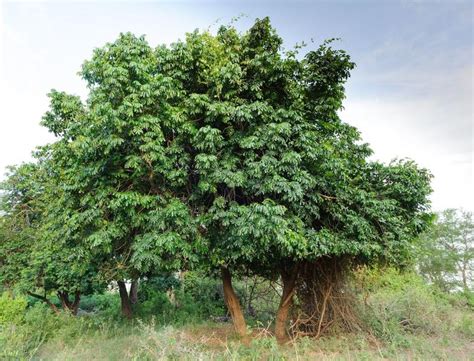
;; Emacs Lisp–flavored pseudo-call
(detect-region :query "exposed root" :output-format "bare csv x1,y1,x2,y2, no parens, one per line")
290,257,363,339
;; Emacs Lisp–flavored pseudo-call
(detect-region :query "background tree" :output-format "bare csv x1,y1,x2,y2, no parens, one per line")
0,160,100,315
416,209,473,293
0,164,41,294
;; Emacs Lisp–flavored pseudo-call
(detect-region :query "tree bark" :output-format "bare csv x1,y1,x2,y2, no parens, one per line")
275,264,299,344
221,267,248,340
130,279,139,304
27,291,60,314
71,291,81,315
117,280,133,319
57,291,81,315
58,291,70,311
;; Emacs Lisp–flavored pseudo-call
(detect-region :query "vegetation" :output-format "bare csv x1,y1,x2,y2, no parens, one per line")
0,268,472,360
415,209,473,294
0,17,472,360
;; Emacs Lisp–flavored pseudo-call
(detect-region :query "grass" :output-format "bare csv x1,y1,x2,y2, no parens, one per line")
30,320,473,361
2,269,473,360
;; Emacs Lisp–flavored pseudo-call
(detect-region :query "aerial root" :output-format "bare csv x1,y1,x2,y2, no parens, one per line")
289,257,363,339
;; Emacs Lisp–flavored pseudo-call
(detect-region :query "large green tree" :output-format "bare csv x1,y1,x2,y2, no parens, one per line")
148,18,432,341
1,17,432,339
38,34,200,318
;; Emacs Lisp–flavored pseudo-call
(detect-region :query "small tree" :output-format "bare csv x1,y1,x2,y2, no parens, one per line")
416,209,473,293
0,162,100,315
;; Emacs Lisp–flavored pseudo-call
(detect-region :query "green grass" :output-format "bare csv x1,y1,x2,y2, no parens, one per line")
32,322,473,361
2,269,473,360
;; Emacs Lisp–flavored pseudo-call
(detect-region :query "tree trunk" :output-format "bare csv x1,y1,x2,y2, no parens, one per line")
130,279,139,304
275,264,299,344
71,291,81,315
221,267,248,340
57,291,81,315
58,291,71,311
117,280,133,319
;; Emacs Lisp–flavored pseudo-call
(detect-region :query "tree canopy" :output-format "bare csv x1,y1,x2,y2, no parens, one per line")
0,17,433,338
416,209,473,293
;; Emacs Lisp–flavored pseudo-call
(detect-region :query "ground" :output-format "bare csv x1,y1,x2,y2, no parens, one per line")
35,322,474,361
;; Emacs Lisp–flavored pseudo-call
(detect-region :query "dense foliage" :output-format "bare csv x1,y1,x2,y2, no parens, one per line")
0,17,434,341
416,209,473,293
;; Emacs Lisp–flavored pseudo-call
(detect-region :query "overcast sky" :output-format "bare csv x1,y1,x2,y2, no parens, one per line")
0,0,472,211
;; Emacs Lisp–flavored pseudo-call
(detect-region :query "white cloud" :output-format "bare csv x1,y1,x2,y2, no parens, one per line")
341,91,473,211
341,28,473,211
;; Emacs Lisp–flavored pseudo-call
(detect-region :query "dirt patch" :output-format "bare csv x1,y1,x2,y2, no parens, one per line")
178,323,237,349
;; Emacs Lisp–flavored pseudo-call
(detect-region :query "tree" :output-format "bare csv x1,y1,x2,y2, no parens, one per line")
0,164,42,294
1,17,432,339
149,18,432,341
39,34,200,318
0,161,100,315
416,209,473,293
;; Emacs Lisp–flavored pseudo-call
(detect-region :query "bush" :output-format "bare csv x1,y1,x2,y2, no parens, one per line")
353,267,473,346
0,292,28,325
0,302,55,359
79,292,120,313
139,274,181,297
181,271,226,318
136,290,172,319
461,290,474,309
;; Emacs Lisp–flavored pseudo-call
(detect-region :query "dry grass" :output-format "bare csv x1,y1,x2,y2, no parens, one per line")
33,321,474,361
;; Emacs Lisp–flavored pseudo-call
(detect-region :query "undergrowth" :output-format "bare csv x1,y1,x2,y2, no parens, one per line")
0,268,472,360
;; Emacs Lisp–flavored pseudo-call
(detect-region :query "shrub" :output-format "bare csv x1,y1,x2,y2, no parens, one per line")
353,267,472,345
79,292,120,313
0,292,28,325
181,271,226,318
139,274,181,297
0,302,55,359
136,290,172,319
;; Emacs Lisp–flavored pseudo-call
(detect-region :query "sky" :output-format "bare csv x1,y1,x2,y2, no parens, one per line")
0,0,472,211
